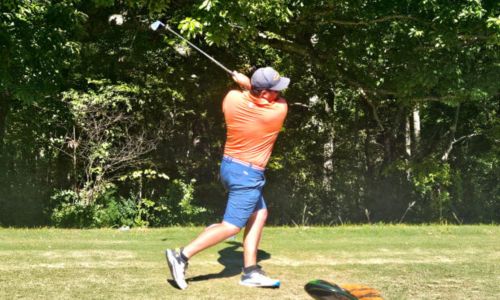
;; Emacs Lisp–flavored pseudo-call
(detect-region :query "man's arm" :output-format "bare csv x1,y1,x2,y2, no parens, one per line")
232,71,251,90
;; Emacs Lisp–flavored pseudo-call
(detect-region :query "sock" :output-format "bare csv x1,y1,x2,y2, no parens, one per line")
243,265,260,274
179,247,189,262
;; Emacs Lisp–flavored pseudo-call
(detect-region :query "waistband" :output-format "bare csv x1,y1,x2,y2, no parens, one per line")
223,155,265,171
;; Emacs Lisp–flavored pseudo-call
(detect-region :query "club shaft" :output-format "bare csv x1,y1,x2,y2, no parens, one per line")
163,25,233,75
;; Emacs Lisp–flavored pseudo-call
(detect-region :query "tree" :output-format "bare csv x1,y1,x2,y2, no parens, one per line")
1,0,498,226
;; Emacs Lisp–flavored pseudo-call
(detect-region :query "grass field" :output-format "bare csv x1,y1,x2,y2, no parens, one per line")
0,225,498,299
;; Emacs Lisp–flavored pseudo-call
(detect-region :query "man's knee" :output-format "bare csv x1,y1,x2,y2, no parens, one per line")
222,221,242,235
257,208,268,220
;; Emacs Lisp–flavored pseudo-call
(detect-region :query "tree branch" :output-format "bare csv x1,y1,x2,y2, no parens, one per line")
290,102,309,108
255,35,310,57
441,133,480,161
317,15,427,26
255,32,493,105
441,104,460,161
360,89,384,131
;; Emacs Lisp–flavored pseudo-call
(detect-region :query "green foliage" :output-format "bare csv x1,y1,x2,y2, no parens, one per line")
60,80,158,204
48,177,209,228
1,0,499,227
411,159,452,196
47,187,133,228
167,179,208,225
49,187,137,228
49,190,96,228
137,179,210,227
409,159,453,222
0,0,86,102
95,198,137,227
50,202,98,228
118,168,170,227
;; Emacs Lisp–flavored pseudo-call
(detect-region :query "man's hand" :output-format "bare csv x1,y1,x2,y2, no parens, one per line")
232,71,251,90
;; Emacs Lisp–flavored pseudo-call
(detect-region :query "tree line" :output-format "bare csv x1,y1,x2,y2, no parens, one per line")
0,0,498,227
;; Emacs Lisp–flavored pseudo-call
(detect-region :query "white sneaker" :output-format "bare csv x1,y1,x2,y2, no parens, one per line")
165,249,188,290
239,267,280,288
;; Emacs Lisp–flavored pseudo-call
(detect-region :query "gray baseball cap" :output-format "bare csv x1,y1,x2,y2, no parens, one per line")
251,67,290,91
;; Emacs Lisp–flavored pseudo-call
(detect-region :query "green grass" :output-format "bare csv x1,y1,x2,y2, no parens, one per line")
1,225,498,299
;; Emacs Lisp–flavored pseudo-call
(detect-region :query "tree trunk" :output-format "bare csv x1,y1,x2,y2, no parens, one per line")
323,133,334,188
441,104,461,161
405,115,411,157
412,104,421,151
323,97,334,190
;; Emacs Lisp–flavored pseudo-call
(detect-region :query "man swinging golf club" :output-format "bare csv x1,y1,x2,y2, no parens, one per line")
166,67,290,289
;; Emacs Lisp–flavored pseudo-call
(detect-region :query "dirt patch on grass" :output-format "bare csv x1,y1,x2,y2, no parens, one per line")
270,256,457,266
0,250,148,271
40,250,136,260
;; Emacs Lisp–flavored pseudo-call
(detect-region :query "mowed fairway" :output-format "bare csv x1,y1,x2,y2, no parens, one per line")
1,225,498,299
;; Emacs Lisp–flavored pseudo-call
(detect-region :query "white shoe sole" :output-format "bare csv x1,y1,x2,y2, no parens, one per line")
166,250,187,290
239,280,281,288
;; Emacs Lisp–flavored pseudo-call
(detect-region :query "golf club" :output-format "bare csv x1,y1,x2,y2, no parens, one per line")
305,279,383,300
150,20,234,75
305,280,358,300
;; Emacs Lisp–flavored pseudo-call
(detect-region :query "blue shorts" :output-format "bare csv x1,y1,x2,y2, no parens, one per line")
220,156,267,228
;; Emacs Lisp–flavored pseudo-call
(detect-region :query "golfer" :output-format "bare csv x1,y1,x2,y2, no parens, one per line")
166,67,290,289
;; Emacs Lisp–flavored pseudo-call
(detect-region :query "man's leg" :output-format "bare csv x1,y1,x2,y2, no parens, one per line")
240,207,280,287
183,221,241,258
166,221,240,290
243,208,268,267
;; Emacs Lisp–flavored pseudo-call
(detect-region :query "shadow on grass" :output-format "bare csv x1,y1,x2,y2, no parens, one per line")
188,241,271,282
167,241,271,288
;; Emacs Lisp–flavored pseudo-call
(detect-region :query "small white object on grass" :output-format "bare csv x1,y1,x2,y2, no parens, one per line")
118,225,130,231
108,14,124,26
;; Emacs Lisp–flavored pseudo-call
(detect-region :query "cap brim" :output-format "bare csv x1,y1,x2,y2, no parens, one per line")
270,77,290,91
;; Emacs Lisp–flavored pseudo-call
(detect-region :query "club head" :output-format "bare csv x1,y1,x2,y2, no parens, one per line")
304,279,358,300
150,20,165,31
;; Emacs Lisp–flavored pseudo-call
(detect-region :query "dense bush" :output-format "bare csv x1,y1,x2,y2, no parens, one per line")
49,179,209,228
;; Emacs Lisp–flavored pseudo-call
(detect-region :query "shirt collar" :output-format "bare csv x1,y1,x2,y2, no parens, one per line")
245,91,274,106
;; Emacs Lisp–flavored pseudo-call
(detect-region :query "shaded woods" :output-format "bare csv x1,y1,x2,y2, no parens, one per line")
0,0,498,226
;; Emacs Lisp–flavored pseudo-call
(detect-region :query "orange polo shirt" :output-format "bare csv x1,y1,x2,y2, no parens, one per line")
222,90,288,168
